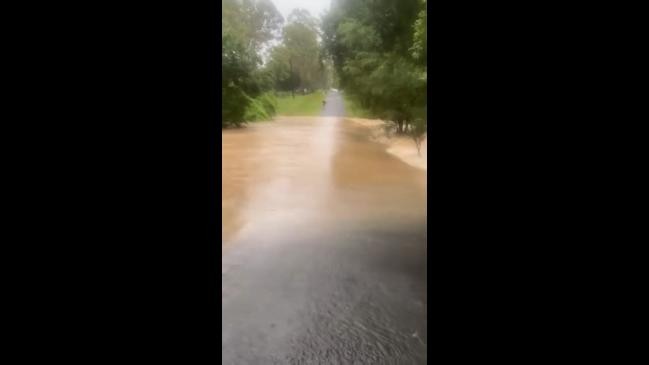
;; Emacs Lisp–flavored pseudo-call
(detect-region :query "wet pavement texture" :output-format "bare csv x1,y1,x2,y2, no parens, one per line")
222,92,427,364
321,89,345,117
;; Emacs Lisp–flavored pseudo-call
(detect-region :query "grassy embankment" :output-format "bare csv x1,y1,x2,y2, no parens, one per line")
273,90,376,119
275,91,326,116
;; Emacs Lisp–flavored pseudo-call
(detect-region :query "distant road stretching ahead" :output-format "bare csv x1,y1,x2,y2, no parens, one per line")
320,90,345,117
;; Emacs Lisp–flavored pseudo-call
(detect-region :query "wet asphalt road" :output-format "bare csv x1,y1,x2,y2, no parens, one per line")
222,91,427,364
321,90,345,117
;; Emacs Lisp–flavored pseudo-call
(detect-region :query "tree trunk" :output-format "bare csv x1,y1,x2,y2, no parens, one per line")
414,138,422,156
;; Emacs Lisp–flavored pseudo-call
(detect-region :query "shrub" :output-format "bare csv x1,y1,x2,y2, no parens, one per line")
243,92,277,122
257,93,277,116
222,85,249,127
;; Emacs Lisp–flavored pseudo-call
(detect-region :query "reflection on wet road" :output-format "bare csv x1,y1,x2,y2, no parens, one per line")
222,114,427,364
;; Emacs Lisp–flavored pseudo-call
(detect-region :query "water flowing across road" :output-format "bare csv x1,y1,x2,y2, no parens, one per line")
222,91,427,364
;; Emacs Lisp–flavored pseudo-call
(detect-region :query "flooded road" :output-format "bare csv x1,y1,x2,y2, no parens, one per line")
222,102,427,363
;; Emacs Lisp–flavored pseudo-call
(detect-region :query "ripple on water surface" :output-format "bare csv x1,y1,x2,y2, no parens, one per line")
222,116,427,364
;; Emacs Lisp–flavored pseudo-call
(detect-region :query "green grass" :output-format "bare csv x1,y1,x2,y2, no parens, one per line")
341,92,374,118
276,91,326,116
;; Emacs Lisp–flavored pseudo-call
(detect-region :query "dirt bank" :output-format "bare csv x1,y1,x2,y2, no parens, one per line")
346,118,427,171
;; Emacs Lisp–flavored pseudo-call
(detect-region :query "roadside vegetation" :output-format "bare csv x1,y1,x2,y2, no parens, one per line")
341,92,372,119
222,0,332,127
323,0,427,149
222,0,427,153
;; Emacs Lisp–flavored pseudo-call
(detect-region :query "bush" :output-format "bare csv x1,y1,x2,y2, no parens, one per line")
222,85,249,127
257,93,277,116
409,118,427,156
243,92,277,122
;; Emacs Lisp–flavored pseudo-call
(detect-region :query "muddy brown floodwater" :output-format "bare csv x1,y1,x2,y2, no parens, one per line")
222,116,427,364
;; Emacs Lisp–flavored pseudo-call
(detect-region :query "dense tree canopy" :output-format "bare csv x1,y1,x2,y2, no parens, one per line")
222,1,332,126
222,0,284,52
265,9,329,94
222,0,426,132
222,0,285,126
323,0,427,133
411,0,427,65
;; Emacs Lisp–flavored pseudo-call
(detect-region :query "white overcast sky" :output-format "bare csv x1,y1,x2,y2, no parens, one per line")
272,0,331,21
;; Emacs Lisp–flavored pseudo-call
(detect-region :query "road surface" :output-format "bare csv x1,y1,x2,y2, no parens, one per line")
321,89,345,117
222,91,427,364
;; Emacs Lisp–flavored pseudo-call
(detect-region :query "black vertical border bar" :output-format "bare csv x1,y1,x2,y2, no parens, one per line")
209,0,222,341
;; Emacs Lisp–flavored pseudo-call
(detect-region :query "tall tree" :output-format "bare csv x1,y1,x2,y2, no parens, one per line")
411,0,427,66
222,30,259,126
266,9,324,95
221,0,283,126
323,0,426,133
222,0,283,52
